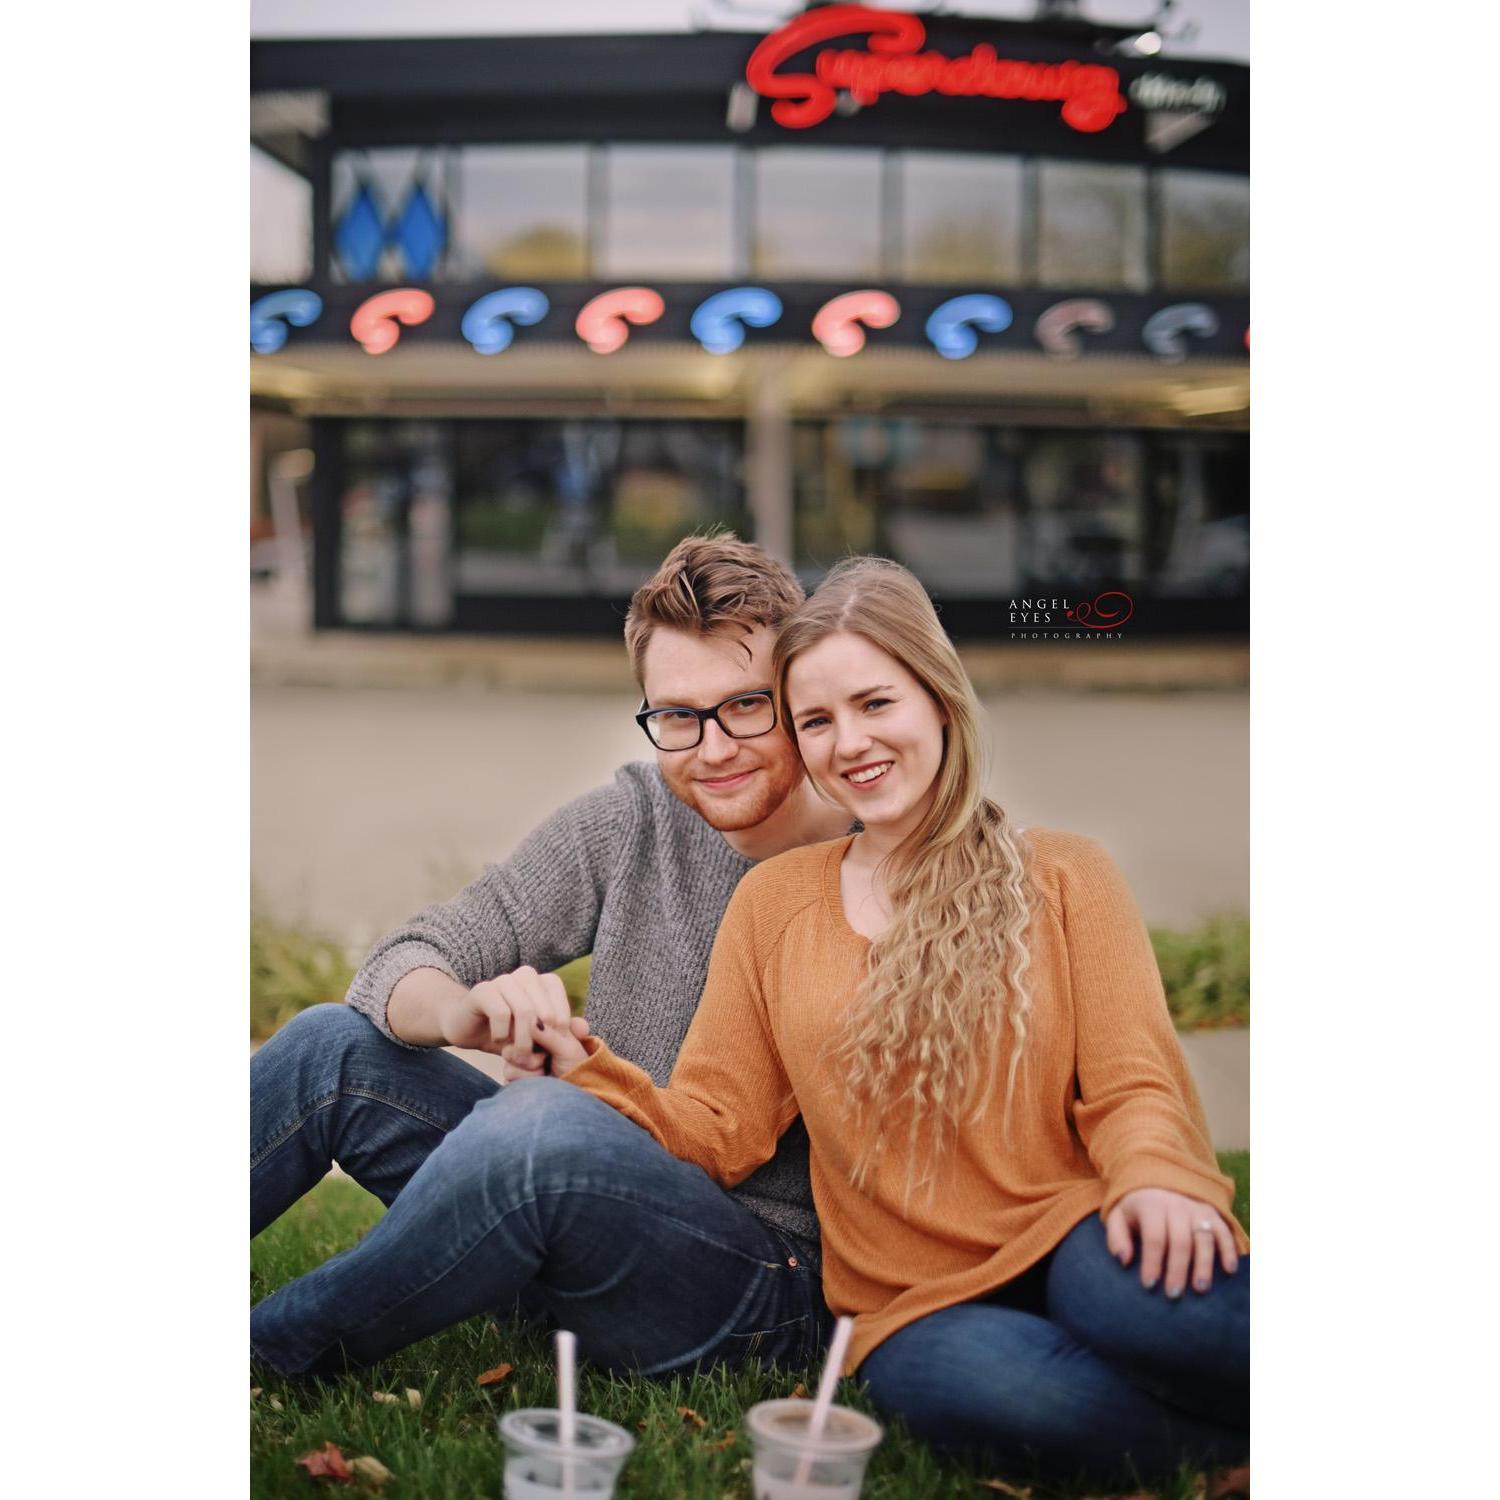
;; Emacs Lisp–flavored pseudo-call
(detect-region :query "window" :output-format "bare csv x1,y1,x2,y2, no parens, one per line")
599,147,738,279
1037,161,1148,290
754,149,883,279
1022,431,1146,586
453,147,589,279
331,149,451,283
338,423,453,626
250,145,312,282
1160,170,1249,291
898,153,1023,284
1147,433,1249,596
452,420,747,599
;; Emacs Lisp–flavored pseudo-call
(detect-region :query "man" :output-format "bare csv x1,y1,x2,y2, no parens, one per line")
251,533,851,1377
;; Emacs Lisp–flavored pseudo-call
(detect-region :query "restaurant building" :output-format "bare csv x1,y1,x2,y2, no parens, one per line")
250,4,1248,639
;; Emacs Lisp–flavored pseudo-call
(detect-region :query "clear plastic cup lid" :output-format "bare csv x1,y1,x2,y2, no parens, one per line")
746,1400,883,1456
498,1408,636,1462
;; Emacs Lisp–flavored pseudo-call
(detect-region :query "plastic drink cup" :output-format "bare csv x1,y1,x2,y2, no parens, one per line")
746,1399,883,1500
498,1408,634,1499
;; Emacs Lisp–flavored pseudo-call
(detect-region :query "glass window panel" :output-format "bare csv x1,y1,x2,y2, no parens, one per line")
794,420,1027,596
899,152,1023,284
754,149,882,279
330,148,450,283
1021,431,1146,587
1160,170,1249,291
600,147,737,279
452,147,589,279
250,146,312,282
1037,161,1148,290
339,422,453,626
1148,433,1249,596
453,420,746,598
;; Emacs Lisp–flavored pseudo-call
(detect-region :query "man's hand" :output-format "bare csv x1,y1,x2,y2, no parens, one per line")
437,966,576,1074
1105,1187,1239,1297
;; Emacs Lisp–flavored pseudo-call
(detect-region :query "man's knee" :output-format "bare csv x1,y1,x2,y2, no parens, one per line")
450,1076,661,1190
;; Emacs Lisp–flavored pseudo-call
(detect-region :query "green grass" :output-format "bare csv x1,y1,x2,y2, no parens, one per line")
251,1162,1249,1498
250,918,1248,1043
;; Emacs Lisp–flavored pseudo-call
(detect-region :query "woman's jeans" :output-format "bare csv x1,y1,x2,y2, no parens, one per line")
251,1005,828,1378
858,1216,1250,1484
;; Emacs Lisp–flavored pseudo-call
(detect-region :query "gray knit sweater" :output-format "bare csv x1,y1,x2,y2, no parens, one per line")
346,761,820,1262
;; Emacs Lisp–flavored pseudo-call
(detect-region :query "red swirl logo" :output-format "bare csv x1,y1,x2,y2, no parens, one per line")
1065,592,1134,629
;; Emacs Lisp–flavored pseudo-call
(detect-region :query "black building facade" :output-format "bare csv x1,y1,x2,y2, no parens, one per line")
250,7,1248,640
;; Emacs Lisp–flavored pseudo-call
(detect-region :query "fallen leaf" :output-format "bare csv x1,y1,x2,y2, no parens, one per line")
636,1419,649,1432
370,1391,400,1406
296,1442,353,1482
677,1406,707,1429
979,1482,1032,1498
707,1429,738,1452
789,1383,808,1399
268,1396,284,1412
1186,1479,1209,1500
1208,1468,1250,1499
476,1363,515,1388
250,1387,263,1400
404,1388,423,1410
350,1456,393,1486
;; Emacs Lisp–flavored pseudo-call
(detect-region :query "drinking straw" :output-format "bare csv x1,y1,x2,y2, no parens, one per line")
556,1329,577,1497
794,1315,856,1485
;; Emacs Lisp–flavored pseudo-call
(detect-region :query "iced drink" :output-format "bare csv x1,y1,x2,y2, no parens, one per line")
746,1398,883,1500
498,1408,634,1499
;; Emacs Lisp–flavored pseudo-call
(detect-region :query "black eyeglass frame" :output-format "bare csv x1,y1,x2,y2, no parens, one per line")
634,690,779,751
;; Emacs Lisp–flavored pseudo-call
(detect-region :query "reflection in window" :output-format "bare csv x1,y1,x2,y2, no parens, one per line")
453,420,746,598
1148,433,1249,596
754,149,883,279
794,420,1026,596
1160,170,1249,291
1022,432,1145,586
251,146,312,282
339,423,453,626
1037,161,1148,290
899,153,1023,284
600,147,737,279
453,147,589,279
331,149,450,283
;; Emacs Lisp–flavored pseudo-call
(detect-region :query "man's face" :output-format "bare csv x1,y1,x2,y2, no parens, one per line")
639,624,805,833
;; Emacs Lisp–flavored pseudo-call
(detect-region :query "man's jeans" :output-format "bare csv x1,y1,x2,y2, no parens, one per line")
859,1215,1250,1484
251,1005,829,1378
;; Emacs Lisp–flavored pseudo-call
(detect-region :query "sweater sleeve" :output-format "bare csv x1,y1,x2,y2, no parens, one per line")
562,877,798,1186
344,770,640,1046
1057,836,1245,1242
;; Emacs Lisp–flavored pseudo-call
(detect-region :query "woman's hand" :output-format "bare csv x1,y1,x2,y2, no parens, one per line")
437,965,576,1075
1105,1188,1239,1297
532,1013,592,1077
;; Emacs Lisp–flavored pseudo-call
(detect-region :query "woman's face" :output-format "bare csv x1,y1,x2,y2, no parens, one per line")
785,631,946,842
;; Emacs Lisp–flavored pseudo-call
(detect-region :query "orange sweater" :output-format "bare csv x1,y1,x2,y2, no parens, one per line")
566,830,1247,1373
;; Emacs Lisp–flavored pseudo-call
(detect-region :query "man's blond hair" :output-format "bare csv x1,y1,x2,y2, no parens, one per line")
624,531,805,686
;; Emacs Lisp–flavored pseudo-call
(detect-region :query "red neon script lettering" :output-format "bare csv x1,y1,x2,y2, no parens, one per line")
746,5,1127,133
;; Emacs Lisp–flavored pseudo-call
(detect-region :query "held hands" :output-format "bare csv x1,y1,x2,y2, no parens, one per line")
438,966,591,1078
1104,1188,1239,1298
532,1010,591,1077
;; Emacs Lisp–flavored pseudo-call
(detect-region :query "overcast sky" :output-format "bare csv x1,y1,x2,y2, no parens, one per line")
250,1,1248,63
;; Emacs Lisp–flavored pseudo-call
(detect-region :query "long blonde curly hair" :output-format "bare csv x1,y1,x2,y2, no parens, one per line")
772,558,1036,1202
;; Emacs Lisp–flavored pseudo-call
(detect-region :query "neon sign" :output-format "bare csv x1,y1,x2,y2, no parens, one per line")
925,294,1013,360
1034,298,1115,359
812,290,900,357
575,287,665,354
461,287,549,355
746,5,1128,132
350,289,434,355
250,289,323,355
690,288,784,354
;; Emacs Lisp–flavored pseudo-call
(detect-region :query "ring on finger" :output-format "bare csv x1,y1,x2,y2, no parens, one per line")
1193,1220,1216,1235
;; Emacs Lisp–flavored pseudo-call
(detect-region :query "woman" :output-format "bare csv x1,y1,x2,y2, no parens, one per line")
535,557,1249,1484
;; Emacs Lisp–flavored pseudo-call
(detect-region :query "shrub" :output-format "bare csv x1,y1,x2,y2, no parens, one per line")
1150,914,1250,1029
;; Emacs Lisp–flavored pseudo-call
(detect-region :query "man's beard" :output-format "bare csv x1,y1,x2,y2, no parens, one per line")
670,761,802,834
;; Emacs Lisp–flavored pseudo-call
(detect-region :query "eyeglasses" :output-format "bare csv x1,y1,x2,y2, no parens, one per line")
635,690,778,751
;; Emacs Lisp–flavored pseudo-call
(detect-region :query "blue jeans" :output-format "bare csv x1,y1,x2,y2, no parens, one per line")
858,1215,1250,1484
251,1005,828,1378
